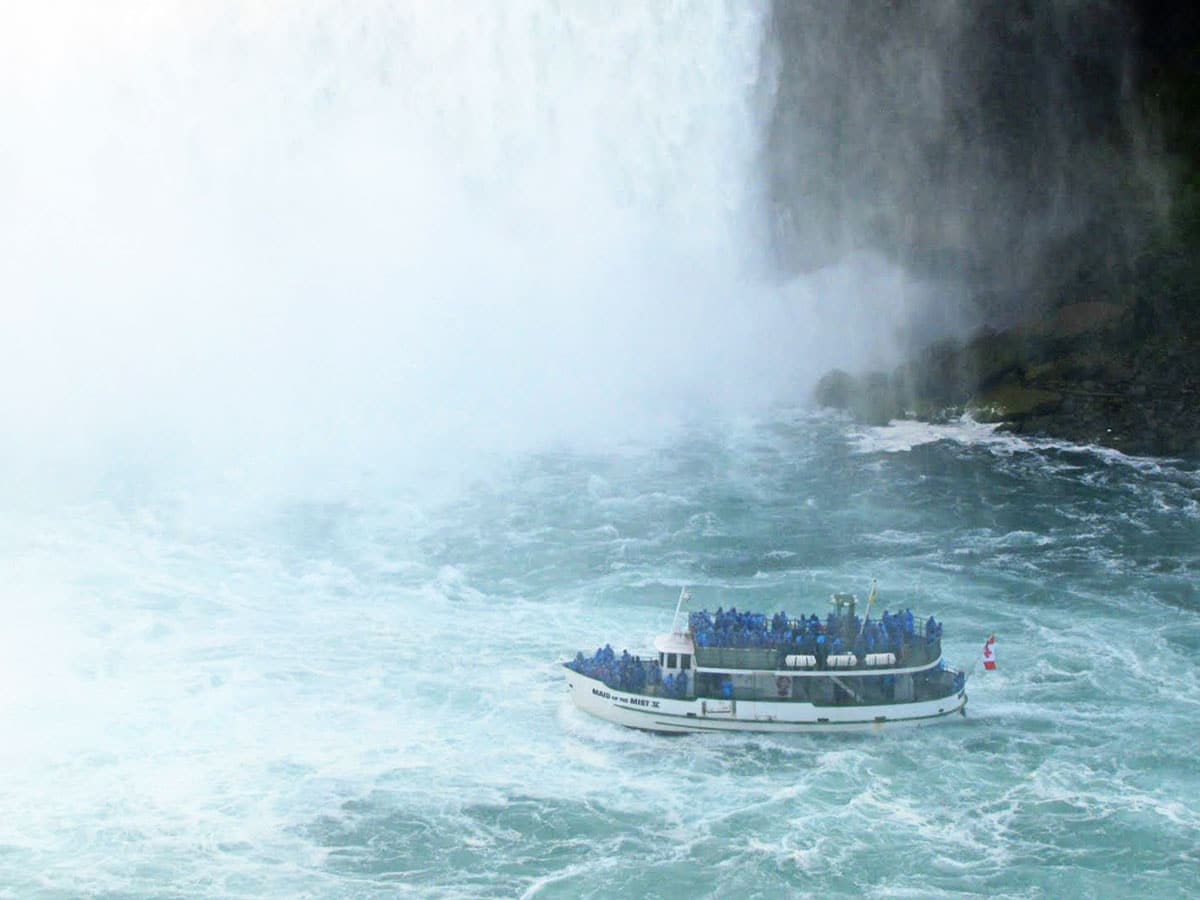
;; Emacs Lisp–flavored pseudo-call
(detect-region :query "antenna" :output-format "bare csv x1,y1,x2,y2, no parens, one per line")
857,579,878,640
671,586,691,634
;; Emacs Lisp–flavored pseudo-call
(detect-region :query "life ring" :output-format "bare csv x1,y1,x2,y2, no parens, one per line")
775,675,791,697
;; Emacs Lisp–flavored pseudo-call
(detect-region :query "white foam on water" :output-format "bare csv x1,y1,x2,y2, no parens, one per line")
849,415,1200,482
848,416,1007,454
1,406,1198,895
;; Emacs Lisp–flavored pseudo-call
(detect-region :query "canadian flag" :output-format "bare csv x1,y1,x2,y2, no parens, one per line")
981,635,997,671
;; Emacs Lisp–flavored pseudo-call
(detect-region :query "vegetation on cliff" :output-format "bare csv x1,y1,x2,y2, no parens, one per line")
813,1,1200,457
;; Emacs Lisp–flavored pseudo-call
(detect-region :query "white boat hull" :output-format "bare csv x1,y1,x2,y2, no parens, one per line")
565,668,967,734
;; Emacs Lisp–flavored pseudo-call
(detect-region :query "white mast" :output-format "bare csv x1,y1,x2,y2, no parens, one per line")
857,579,878,640
670,586,691,634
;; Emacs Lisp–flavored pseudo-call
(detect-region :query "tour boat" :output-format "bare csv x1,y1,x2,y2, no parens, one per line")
563,587,967,734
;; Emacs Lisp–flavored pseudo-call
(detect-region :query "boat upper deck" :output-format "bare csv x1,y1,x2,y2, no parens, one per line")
689,606,943,670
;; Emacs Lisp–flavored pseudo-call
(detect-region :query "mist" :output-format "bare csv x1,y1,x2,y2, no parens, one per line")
764,0,1164,321
5,1,1167,500
4,2,964,499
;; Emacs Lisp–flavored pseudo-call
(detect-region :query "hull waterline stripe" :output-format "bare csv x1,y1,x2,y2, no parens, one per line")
588,693,967,728
642,705,965,731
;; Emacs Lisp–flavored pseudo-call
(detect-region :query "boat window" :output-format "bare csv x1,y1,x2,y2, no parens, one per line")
680,653,691,669
667,653,677,669
660,653,665,666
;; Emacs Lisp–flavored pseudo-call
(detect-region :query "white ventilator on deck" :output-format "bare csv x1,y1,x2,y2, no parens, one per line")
784,654,818,668
825,653,858,668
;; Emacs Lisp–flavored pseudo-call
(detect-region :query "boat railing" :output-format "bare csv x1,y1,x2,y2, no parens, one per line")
692,647,780,671
693,635,942,672
694,663,963,705
566,648,691,698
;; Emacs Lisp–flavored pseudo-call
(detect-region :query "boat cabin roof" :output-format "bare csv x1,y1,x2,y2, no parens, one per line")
654,632,694,654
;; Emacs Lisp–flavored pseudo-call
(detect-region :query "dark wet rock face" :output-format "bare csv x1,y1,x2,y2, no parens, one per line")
763,0,1157,305
816,317,1200,457
815,370,903,427
804,1,1200,458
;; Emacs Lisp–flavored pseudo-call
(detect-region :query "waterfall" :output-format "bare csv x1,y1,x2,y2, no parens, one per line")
1,1,785,484
1,1,1159,491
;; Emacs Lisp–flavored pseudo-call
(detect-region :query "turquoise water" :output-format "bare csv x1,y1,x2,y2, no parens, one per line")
1,411,1197,898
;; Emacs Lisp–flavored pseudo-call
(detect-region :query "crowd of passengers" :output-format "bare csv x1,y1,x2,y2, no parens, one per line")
566,608,946,696
688,607,943,661
567,645,690,697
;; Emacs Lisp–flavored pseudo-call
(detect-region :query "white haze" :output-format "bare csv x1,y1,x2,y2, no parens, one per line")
1,1,933,496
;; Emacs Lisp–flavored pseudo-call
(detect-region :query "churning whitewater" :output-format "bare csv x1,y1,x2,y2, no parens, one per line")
1,413,1198,897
